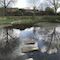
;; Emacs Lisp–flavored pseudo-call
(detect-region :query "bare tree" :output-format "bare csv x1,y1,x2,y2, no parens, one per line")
0,0,17,8
46,0,60,14
0,0,17,16
0,0,17,51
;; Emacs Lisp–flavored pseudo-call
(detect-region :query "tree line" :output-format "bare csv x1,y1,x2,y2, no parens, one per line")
0,7,59,16
0,0,60,16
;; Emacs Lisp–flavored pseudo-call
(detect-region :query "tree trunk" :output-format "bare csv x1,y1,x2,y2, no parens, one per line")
54,6,57,15
4,7,7,16
5,28,9,46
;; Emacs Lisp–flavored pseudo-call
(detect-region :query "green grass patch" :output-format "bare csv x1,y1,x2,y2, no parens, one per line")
0,16,60,27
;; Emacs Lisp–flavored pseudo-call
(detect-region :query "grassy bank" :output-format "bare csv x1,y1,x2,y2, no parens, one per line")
0,16,60,28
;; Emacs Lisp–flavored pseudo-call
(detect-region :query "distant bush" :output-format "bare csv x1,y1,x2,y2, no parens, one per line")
45,7,55,15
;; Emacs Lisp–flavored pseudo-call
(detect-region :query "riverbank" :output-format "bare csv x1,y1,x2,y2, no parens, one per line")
0,16,60,29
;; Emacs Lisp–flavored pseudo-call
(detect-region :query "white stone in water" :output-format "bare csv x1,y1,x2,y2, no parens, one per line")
26,58,33,60
40,46,47,53
47,48,57,54
56,27,60,33
24,27,34,31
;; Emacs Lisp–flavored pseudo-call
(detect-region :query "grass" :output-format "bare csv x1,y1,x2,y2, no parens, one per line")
0,16,60,28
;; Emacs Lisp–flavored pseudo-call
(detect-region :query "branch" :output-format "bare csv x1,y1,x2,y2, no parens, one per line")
7,0,16,7
7,0,12,7
0,0,16,8
0,0,4,7
47,0,55,5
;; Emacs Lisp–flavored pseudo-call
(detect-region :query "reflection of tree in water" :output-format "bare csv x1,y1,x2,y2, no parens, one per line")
0,28,20,56
33,27,60,54
47,27,60,53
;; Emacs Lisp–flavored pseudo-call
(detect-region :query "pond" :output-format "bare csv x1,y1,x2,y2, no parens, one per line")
0,22,60,60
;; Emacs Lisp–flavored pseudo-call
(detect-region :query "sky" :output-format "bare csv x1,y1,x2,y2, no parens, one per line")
14,0,47,9
14,0,28,8
13,0,60,12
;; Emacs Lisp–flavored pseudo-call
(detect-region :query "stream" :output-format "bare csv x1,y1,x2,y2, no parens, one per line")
0,22,60,60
